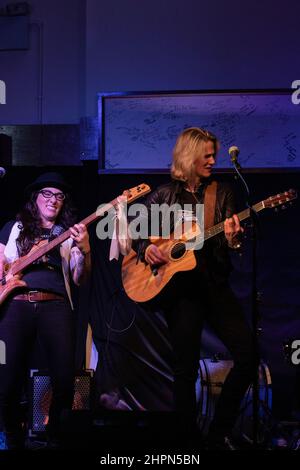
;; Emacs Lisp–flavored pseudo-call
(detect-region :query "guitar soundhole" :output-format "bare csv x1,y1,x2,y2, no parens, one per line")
171,242,186,260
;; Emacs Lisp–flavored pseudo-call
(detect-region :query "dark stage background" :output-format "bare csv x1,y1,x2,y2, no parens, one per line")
0,165,299,422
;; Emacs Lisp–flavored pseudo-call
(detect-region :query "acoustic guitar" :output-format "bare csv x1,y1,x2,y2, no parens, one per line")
122,189,297,303
0,183,151,305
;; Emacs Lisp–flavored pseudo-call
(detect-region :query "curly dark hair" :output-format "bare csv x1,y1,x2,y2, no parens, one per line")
16,191,77,256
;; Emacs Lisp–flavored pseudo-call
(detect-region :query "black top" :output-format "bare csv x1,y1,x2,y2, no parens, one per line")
0,220,67,296
133,179,236,285
180,187,205,208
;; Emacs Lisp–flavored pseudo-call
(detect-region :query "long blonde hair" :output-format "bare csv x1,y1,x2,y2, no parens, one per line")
171,127,219,182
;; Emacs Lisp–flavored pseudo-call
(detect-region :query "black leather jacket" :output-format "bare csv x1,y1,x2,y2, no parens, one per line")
133,178,237,285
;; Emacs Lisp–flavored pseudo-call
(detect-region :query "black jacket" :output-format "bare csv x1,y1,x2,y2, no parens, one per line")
133,179,237,285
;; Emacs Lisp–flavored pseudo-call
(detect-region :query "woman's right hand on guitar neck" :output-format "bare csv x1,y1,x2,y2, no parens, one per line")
145,244,168,266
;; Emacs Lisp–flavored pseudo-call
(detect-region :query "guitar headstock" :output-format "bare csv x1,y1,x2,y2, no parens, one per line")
263,189,297,209
123,183,151,203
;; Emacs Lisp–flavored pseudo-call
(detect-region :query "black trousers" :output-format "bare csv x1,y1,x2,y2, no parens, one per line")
162,271,256,439
0,298,75,438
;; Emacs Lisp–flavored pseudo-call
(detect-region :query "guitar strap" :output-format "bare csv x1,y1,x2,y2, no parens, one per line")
204,180,217,229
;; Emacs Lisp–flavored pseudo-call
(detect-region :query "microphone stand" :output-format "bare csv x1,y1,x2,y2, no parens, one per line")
231,157,261,449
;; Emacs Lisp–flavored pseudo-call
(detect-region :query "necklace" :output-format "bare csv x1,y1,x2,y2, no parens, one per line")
190,191,201,204
184,185,202,204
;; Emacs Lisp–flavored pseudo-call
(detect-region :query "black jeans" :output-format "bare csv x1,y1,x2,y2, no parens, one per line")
163,271,256,439
0,298,75,439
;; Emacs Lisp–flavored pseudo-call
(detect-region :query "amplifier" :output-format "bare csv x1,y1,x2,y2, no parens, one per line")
29,369,94,436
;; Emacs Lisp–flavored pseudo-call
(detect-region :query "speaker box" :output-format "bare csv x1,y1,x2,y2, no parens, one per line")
29,369,94,436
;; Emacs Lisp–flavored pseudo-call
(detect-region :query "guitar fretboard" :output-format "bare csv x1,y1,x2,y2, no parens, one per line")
204,201,265,241
11,183,151,276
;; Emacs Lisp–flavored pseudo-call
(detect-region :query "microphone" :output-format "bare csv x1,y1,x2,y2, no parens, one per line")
228,146,240,164
0,167,6,178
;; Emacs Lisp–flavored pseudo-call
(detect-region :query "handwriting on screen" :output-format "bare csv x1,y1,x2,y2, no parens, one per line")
100,92,300,171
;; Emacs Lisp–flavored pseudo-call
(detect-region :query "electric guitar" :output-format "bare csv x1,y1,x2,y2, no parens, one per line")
0,183,151,305
122,189,297,303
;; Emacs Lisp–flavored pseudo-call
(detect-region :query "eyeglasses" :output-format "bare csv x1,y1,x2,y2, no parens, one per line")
38,190,65,201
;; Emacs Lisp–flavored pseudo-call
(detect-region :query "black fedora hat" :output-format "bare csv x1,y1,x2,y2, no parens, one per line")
25,172,71,197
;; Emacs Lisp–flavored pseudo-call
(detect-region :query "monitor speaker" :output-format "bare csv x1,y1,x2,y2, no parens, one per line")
28,369,94,436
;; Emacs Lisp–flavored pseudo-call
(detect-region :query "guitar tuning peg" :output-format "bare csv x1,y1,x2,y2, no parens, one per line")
281,205,286,210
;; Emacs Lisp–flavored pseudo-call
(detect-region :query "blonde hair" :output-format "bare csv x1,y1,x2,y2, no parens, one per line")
171,127,219,182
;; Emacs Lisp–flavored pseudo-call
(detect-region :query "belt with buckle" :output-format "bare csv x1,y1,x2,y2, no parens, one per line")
13,291,64,302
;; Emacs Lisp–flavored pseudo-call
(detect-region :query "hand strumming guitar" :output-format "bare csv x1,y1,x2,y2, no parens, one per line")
144,244,168,266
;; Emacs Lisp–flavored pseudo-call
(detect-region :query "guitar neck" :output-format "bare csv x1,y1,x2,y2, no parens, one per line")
204,200,265,241
11,198,118,276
